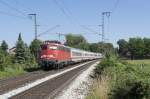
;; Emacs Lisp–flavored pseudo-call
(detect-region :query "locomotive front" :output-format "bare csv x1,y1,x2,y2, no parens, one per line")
39,41,71,69
39,41,59,69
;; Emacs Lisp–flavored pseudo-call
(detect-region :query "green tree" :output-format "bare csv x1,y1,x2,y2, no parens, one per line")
89,43,99,52
128,38,145,59
24,44,34,65
89,42,103,53
89,42,114,53
103,43,114,53
30,39,42,60
66,34,89,50
117,39,129,57
77,42,89,50
14,33,26,64
143,38,150,58
0,47,5,70
65,33,114,53
1,40,8,55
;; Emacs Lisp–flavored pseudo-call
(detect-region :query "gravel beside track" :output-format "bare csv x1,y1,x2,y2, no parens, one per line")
10,61,97,99
55,61,99,99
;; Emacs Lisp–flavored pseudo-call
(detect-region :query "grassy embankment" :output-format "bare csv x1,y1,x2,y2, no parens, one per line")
86,54,150,99
0,63,39,79
0,65,25,79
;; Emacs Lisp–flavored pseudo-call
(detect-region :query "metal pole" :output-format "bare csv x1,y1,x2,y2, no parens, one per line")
58,33,61,42
29,14,38,39
102,12,104,43
101,12,111,43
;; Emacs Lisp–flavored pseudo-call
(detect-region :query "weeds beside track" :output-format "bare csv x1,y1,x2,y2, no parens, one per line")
86,53,150,99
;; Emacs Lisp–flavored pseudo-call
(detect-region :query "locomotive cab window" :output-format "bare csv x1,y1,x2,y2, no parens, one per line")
41,45,47,50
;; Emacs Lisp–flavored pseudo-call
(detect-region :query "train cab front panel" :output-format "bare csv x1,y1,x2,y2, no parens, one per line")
40,44,59,67
39,42,71,68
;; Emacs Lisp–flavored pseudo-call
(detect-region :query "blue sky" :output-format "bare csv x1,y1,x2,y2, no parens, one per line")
0,0,150,48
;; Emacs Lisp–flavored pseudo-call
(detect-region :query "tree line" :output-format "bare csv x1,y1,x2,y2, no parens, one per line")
0,33,114,71
0,33,42,71
65,34,114,53
117,37,150,59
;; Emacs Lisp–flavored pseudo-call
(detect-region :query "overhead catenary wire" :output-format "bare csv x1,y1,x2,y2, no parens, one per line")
7,0,35,21
53,0,75,25
0,0,38,21
52,0,88,40
53,0,101,36
112,0,120,13
57,0,74,20
80,25,101,35
37,25,60,37
0,0,29,19
0,10,27,19
52,0,108,42
57,0,84,27
54,0,88,36
54,0,80,24
102,0,120,42
12,0,34,13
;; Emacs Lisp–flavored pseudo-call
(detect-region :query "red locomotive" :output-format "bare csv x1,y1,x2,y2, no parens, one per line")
39,40,101,69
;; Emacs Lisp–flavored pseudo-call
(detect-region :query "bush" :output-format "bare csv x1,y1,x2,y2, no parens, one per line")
93,53,150,99
0,66,25,79
94,52,118,76
111,81,150,99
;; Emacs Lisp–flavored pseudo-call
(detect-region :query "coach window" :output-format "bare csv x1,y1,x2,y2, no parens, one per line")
72,52,79,56
72,52,76,56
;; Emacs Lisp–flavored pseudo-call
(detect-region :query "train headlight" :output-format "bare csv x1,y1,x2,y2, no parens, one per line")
41,55,46,58
41,54,56,59
49,46,57,50
47,54,55,58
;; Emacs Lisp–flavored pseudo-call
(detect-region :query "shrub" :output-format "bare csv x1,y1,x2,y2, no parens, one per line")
110,81,150,99
92,53,150,99
94,52,117,76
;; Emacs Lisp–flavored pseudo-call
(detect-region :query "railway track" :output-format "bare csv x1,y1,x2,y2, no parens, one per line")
0,62,85,94
0,70,50,94
0,60,98,99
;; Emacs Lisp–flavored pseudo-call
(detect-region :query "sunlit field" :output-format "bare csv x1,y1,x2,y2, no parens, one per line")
127,59,150,65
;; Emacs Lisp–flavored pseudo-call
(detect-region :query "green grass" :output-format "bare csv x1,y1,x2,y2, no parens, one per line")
126,59,150,65
0,63,39,79
126,59,150,78
0,65,26,79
